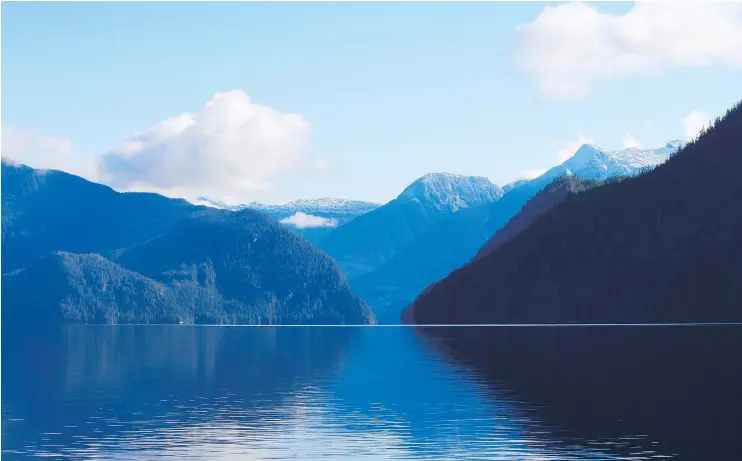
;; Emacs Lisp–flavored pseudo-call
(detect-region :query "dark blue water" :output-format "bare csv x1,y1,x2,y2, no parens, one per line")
2,326,741,460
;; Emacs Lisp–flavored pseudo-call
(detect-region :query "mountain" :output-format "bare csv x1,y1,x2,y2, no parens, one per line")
352,142,682,323
396,173,504,214
350,179,553,322
318,173,504,278
246,198,381,218
498,142,684,197
408,100,742,325
474,176,608,261
547,141,683,182
1,162,376,325
191,197,380,244
2,160,196,273
396,176,607,323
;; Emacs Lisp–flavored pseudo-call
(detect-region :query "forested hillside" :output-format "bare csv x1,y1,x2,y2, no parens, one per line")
410,100,742,324
1,163,376,325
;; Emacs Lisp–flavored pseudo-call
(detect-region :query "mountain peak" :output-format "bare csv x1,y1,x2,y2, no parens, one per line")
665,140,685,150
283,197,380,209
189,197,380,216
565,144,608,169
1,157,21,167
247,198,380,216
398,172,504,213
543,141,685,184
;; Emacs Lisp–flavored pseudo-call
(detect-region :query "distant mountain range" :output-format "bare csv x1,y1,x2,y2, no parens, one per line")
190,197,381,244
407,100,742,325
1,161,376,325
317,173,504,278
351,141,683,323
194,196,380,218
247,198,381,217
399,175,609,324
0,125,702,326
541,141,685,183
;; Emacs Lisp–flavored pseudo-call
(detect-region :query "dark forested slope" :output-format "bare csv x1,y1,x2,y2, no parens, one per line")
410,100,742,324
395,177,606,323
1,162,376,325
355,143,677,323
350,179,549,322
473,176,607,261
1,161,195,272
111,208,376,324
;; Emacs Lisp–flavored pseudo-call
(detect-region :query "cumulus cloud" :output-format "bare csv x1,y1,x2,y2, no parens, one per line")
98,90,310,200
1,125,99,181
557,133,594,163
279,212,338,229
515,2,742,99
622,131,644,149
681,110,712,141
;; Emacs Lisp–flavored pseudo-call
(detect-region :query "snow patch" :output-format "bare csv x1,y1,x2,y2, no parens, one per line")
398,173,504,213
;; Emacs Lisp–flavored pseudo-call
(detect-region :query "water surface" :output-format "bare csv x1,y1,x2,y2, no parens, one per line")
3,325,741,460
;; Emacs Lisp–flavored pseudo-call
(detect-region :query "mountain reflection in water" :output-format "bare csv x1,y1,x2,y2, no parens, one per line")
3,325,740,460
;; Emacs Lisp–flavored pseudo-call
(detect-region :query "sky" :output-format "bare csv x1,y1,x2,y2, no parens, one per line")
2,1,741,205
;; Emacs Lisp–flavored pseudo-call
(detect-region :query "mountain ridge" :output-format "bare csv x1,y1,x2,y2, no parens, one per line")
193,197,381,215
473,175,608,261
408,100,742,325
317,172,505,278
355,141,681,323
397,172,504,213
1,162,376,325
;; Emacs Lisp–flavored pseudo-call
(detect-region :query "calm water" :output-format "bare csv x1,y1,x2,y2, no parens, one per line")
2,325,741,460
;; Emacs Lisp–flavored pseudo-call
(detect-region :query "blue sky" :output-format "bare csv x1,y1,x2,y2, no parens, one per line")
2,2,741,204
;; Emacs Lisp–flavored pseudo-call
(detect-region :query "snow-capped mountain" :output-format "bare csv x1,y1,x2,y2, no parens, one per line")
558,140,685,180
398,173,504,213
353,141,689,323
188,197,380,244
318,173,505,278
245,198,380,218
508,140,686,190
192,197,379,217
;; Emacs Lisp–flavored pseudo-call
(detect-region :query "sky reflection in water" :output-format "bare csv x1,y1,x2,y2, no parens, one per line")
4,325,734,460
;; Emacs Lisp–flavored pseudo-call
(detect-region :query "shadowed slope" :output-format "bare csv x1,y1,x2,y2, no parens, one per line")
411,100,742,325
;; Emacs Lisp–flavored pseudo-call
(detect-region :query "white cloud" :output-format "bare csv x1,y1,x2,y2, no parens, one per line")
98,90,310,200
515,2,742,99
517,168,548,180
1,125,99,181
556,133,593,163
622,131,644,149
279,212,338,229
680,110,711,141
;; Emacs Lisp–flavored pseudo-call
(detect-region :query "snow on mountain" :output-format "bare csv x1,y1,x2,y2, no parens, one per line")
506,140,686,190
190,197,241,210
561,141,684,178
189,197,380,217
246,198,380,217
398,173,504,213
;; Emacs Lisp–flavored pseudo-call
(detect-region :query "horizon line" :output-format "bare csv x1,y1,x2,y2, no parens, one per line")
57,322,742,328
